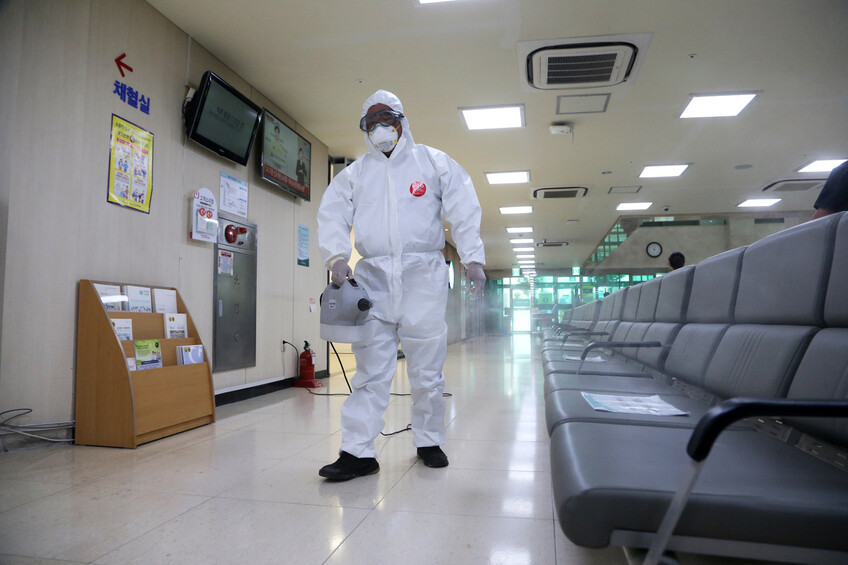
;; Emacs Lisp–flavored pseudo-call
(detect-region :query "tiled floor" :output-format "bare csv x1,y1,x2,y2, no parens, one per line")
0,334,777,564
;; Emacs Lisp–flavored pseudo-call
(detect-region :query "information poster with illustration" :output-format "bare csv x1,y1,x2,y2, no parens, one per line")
219,172,248,218
107,114,153,213
260,109,311,201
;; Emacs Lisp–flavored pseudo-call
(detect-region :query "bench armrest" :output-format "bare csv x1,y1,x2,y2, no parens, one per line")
581,341,662,360
687,397,848,462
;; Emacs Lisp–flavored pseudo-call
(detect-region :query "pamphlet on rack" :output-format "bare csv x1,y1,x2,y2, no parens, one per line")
152,288,177,313
126,357,136,372
110,318,133,341
581,392,689,416
133,339,162,370
177,344,205,365
93,283,126,311
164,313,187,338
123,285,152,312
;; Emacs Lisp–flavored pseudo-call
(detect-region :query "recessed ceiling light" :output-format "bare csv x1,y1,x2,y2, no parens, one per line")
499,206,533,215
617,202,653,211
738,198,781,207
506,227,533,233
797,159,847,173
680,93,757,118
518,260,535,265
460,105,525,130
418,0,455,4
510,238,534,244
487,171,530,184
512,247,534,252
640,165,688,178
516,254,535,259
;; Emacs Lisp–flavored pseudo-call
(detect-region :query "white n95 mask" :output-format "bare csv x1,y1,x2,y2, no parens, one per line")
369,125,399,153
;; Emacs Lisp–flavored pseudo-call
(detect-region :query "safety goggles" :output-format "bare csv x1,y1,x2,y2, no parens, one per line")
359,110,404,132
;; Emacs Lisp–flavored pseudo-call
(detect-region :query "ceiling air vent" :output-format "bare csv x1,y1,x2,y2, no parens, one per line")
532,186,588,199
761,178,827,192
528,44,636,89
536,240,570,248
518,34,650,92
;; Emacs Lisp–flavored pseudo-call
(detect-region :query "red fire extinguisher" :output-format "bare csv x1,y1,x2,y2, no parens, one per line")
296,341,322,388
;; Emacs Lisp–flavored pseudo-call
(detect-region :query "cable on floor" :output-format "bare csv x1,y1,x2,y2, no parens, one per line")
0,408,75,443
302,341,452,436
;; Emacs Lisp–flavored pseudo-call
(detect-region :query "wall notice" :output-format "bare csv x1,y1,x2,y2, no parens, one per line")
107,114,153,213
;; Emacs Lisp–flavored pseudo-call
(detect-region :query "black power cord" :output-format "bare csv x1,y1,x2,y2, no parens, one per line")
298,340,458,436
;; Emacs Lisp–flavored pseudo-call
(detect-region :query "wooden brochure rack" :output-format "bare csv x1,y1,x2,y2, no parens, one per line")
75,279,215,448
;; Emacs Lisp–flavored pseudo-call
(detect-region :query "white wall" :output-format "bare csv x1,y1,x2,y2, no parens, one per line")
0,0,328,428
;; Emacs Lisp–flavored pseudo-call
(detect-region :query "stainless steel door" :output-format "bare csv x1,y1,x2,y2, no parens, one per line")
213,214,257,371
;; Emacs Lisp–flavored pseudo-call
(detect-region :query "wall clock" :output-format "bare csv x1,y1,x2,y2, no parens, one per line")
646,241,663,258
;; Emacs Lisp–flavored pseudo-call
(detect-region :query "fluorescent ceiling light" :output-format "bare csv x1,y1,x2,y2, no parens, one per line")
460,105,524,130
506,227,533,233
680,93,757,118
516,254,535,259
487,171,530,184
512,247,534,252
419,0,455,4
640,165,688,178
617,202,653,211
510,238,533,244
499,206,533,215
797,159,847,173
738,198,781,208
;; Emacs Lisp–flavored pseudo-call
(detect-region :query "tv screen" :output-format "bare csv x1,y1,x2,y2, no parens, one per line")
259,109,311,201
184,71,261,166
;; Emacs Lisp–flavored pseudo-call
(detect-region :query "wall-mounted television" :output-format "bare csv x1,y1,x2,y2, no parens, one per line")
184,71,262,166
259,109,311,201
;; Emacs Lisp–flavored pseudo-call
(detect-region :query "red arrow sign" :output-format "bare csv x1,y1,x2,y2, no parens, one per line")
115,53,133,78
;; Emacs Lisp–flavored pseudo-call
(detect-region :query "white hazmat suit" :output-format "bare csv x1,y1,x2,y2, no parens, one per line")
317,90,485,458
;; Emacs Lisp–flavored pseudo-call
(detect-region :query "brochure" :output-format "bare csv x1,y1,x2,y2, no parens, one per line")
93,283,126,311
110,318,133,341
123,285,152,313
164,313,188,339
152,288,178,314
177,344,205,365
133,339,163,370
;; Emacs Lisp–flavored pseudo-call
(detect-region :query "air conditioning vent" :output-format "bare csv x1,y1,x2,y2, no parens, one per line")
530,44,636,89
518,34,651,93
533,186,588,199
761,178,827,192
536,240,570,247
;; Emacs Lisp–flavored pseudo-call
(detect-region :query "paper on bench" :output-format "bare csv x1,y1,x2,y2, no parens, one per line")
564,354,605,362
581,392,689,416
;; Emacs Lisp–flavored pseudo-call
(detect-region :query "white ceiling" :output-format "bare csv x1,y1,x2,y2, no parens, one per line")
147,0,848,272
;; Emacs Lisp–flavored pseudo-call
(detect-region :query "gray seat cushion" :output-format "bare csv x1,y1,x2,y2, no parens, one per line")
550,422,848,552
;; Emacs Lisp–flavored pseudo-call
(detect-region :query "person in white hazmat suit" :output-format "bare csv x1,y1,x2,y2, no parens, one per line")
317,89,486,480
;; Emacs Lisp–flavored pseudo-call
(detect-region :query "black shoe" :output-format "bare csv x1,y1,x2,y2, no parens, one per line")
319,451,379,481
417,446,449,468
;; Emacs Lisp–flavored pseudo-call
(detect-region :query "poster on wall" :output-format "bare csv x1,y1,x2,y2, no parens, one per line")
219,172,248,218
107,114,154,213
297,224,309,267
